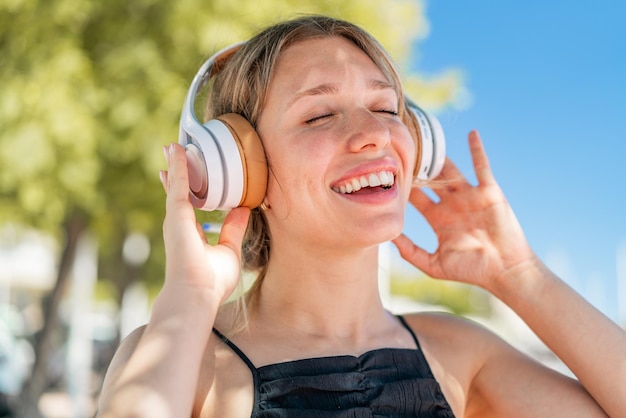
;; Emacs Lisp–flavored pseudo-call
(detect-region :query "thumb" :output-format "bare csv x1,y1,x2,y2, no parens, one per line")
218,207,251,259
391,233,433,276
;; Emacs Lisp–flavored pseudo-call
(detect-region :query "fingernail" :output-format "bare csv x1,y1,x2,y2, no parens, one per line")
169,143,175,160
159,170,166,187
163,145,169,162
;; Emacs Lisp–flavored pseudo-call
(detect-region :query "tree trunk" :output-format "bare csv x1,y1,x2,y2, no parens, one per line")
17,214,87,418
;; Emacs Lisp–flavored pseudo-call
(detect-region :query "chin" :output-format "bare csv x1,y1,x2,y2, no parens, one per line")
363,215,405,244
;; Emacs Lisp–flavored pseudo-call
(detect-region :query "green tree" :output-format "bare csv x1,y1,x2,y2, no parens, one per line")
0,0,463,415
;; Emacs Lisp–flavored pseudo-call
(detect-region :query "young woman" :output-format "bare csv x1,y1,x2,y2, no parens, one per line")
96,15,626,418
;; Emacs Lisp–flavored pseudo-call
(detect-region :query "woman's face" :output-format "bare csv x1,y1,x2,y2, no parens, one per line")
256,36,416,249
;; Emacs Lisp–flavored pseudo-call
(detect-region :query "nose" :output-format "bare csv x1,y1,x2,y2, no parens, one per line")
345,109,391,153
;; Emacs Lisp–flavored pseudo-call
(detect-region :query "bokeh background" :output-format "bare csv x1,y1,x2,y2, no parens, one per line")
1,0,624,417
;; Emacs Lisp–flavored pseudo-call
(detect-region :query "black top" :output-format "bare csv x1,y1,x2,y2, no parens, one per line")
212,316,455,417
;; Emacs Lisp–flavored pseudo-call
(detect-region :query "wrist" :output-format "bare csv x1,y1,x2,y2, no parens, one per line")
488,256,557,309
149,284,222,331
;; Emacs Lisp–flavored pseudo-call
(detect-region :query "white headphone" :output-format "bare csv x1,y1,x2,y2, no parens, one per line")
179,43,446,211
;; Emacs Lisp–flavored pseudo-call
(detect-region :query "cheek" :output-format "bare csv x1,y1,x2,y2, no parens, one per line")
394,128,417,173
268,138,332,179
394,130,417,198
265,153,324,206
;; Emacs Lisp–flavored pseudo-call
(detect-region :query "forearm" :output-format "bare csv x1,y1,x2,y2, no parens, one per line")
97,287,221,418
492,260,626,417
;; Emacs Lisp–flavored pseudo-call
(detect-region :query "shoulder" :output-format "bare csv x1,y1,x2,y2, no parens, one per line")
401,311,535,378
97,325,147,411
400,312,603,418
102,325,147,379
192,305,256,418
401,311,508,364
399,312,514,417
399,311,520,379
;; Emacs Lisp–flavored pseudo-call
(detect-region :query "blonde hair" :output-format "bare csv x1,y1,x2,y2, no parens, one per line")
204,15,422,328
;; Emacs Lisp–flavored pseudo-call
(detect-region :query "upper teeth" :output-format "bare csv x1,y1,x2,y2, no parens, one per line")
332,171,394,194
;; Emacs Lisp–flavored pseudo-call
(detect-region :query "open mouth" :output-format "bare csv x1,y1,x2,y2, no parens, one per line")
332,171,395,194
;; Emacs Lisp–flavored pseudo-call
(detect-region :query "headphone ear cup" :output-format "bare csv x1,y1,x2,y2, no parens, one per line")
180,117,226,211
215,114,268,209
180,113,267,211
407,102,446,181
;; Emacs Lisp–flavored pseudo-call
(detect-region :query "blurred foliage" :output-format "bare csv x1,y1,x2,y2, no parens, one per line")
391,273,492,316
0,0,463,296
0,1,467,413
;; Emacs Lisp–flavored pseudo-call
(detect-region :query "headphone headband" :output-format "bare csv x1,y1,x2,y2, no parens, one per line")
180,41,246,145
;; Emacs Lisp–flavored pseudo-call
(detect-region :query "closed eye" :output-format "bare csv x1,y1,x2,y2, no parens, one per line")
375,109,399,116
305,109,397,125
305,113,333,124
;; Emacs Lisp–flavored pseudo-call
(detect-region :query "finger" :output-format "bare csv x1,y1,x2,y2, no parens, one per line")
437,157,467,184
165,143,193,214
162,143,198,249
391,234,438,278
407,187,436,213
159,170,168,193
195,222,209,244
429,158,470,200
468,130,496,186
218,207,251,259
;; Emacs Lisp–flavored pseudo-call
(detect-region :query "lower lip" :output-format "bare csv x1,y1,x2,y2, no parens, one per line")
334,183,399,204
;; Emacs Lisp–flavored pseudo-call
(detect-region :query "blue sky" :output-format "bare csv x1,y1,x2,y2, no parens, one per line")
399,1,626,323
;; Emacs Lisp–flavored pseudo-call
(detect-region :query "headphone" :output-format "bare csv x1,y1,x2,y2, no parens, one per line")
179,43,446,211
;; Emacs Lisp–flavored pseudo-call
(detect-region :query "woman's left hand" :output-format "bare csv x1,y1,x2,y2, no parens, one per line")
392,130,539,292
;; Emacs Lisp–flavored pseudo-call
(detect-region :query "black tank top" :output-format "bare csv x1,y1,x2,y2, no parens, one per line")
212,316,456,417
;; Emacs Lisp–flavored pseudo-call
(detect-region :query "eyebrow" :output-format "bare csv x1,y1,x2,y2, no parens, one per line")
287,78,395,107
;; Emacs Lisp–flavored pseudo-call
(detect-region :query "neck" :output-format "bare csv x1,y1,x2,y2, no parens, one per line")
253,240,391,341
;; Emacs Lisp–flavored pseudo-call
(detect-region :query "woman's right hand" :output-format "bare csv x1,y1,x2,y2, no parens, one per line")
96,143,249,418
160,143,250,304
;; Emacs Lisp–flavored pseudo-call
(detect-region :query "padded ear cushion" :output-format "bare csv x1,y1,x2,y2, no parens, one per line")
215,114,268,208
